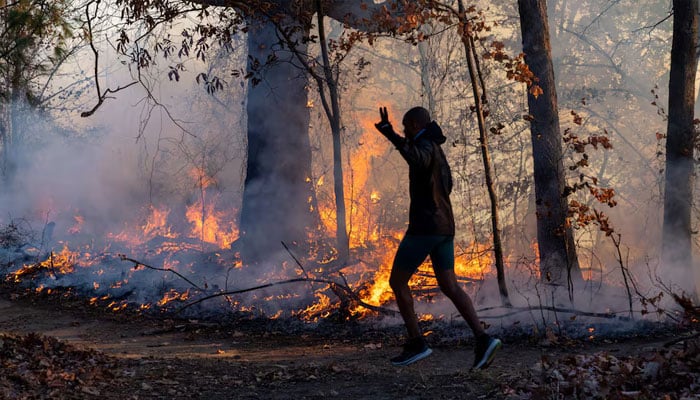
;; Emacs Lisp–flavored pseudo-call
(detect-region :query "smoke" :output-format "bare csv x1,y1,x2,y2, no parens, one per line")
1,0,698,333
0,38,253,305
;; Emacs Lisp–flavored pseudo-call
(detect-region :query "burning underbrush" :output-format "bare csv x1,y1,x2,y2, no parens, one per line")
1,198,695,343
0,148,694,340
0,199,496,326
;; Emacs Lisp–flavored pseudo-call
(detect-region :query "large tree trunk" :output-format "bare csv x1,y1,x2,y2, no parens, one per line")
239,17,317,264
235,1,408,264
236,1,407,264
517,0,582,294
662,0,698,294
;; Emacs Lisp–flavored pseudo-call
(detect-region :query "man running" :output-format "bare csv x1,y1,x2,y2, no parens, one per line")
374,106,501,369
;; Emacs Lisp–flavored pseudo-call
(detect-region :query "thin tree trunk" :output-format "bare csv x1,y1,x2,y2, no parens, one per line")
3,51,23,186
662,0,698,295
317,0,349,261
458,0,511,306
0,1,7,183
418,38,436,116
517,0,582,298
0,101,10,184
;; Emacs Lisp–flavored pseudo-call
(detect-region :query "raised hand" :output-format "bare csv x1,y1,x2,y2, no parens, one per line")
378,107,389,125
374,106,394,137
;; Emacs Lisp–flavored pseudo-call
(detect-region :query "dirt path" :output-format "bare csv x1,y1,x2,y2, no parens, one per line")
0,291,683,400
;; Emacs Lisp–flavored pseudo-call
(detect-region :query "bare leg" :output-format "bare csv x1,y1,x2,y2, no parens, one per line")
390,268,421,339
434,268,485,337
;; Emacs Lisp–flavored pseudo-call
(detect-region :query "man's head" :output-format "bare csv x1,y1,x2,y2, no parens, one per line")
402,107,431,139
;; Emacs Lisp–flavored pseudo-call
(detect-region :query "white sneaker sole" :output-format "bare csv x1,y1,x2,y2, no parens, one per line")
474,339,502,370
391,348,433,366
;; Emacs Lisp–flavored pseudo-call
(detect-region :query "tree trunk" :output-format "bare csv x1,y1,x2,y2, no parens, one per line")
231,1,406,264
1,54,23,186
317,1,350,261
458,0,511,306
418,38,436,116
238,17,317,264
517,0,582,295
0,2,6,183
662,0,698,294
0,100,10,184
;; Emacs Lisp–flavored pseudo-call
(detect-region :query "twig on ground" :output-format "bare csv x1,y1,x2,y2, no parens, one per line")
477,305,632,321
664,332,700,348
118,254,204,291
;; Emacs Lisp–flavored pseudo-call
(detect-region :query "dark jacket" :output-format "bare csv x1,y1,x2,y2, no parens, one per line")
384,121,455,236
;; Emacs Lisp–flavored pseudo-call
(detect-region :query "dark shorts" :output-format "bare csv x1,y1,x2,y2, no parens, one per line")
392,234,454,274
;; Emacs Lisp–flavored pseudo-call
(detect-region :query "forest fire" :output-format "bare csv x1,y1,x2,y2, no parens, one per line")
2,140,500,324
3,0,700,397
185,199,239,249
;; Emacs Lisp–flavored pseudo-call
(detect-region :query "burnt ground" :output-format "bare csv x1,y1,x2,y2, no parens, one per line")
0,285,698,400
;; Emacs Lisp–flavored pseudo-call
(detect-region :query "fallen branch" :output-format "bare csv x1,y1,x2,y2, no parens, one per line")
118,254,204,291
281,241,314,293
664,332,700,348
177,277,398,316
117,255,633,322
476,304,632,321
414,271,481,283
118,253,395,316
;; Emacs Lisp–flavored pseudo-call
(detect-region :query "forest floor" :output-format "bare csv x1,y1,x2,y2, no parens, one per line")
0,284,698,400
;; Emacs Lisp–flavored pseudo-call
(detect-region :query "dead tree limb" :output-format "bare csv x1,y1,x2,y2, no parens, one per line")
281,241,310,279
281,240,316,294
118,254,204,291
81,1,138,118
476,304,632,321
177,277,398,316
119,253,395,315
664,332,700,348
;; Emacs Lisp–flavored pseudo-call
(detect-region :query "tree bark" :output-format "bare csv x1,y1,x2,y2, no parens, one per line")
517,0,582,295
238,16,317,264
662,0,698,293
0,100,10,184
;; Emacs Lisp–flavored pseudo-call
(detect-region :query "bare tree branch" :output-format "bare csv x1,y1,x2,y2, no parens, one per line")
80,1,139,117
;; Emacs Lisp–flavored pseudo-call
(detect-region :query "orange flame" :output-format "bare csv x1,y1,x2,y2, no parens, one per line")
157,289,191,307
68,214,84,235
142,206,176,239
315,114,393,249
185,197,239,249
